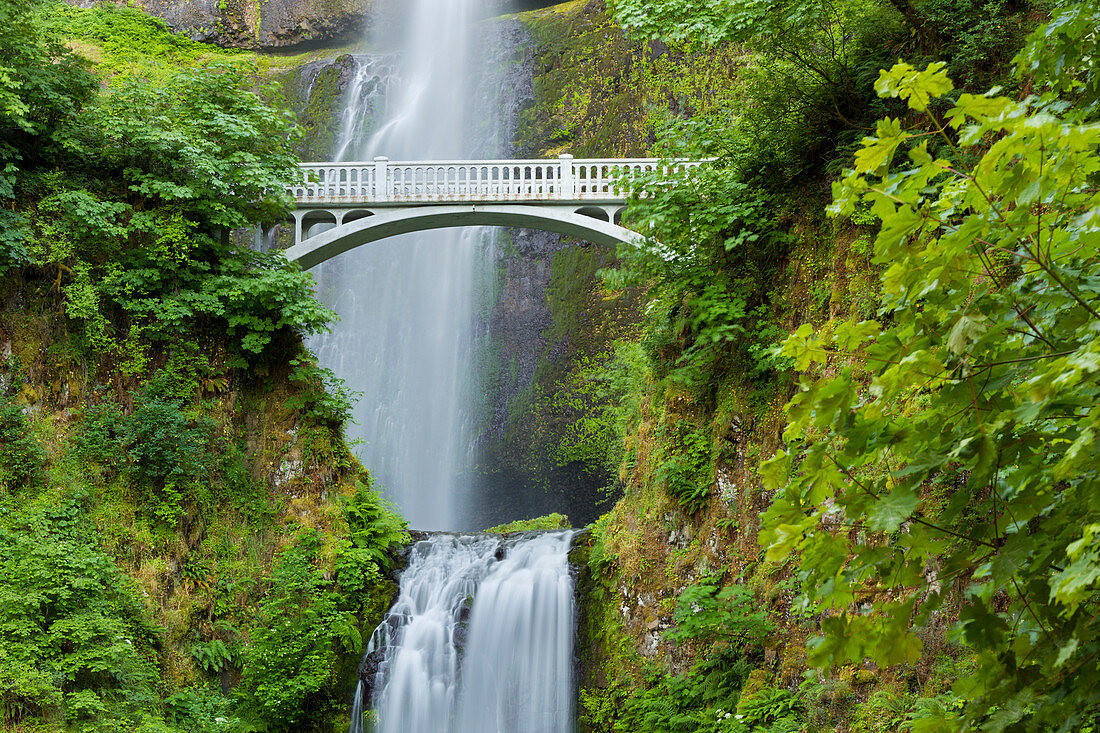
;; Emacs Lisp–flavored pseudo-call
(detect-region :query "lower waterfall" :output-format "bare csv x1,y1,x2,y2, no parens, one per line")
351,531,576,733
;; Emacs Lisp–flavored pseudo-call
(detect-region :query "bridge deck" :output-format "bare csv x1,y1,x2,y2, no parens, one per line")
290,155,698,207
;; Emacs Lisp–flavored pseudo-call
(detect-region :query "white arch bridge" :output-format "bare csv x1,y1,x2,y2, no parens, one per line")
278,155,701,268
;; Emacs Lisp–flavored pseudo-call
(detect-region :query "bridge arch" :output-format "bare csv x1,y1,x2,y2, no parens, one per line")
283,204,644,269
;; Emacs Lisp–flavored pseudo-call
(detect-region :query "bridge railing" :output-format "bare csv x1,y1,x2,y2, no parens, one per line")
290,156,702,204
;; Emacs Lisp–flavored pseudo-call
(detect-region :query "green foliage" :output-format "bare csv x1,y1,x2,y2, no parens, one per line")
89,64,299,232
124,398,217,524
586,512,621,577
73,399,127,472
0,3,385,731
335,480,408,609
340,480,408,559
733,685,802,729
552,341,648,480
655,420,713,514
607,166,780,389
850,689,919,732
0,498,166,730
72,386,257,526
288,355,361,427
1014,1,1100,112
0,0,96,198
190,638,236,675
584,579,782,733
916,0,1028,88
600,652,770,733
0,394,45,490
239,529,362,731
50,2,229,74
485,513,572,533
0,0,95,273
761,6,1100,728
667,582,775,650
612,0,906,178
6,0,334,366
165,687,248,733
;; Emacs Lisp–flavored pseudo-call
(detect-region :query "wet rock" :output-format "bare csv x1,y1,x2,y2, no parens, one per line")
358,646,385,705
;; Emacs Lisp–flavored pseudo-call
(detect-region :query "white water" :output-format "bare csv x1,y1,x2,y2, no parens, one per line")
351,532,576,733
308,3,581,727
307,0,502,530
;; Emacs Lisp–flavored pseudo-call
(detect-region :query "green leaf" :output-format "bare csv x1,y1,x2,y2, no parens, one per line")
875,61,954,111
867,485,920,532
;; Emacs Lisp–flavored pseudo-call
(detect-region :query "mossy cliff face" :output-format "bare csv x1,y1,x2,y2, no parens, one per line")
0,272,402,730
282,54,362,160
64,0,373,50
569,202,967,730
512,0,742,157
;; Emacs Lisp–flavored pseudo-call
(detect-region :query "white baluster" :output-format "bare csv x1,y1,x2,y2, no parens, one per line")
374,157,389,201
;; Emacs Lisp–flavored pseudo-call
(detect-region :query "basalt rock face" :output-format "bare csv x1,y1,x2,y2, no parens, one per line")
66,0,373,50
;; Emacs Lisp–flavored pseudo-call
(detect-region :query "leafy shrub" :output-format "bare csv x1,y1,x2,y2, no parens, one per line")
0,210,31,274
918,0,1029,87
238,530,361,731
190,638,236,675
287,355,361,427
589,582,780,733
165,687,245,733
0,395,45,490
73,399,127,471
799,675,858,730
734,686,802,728
607,164,783,390
335,480,408,609
761,6,1100,727
611,657,758,733
667,583,775,651
49,2,227,71
0,500,164,730
655,420,713,514
0,0,96,196
850,689,914,732
123,398,217,524
20,57,333,362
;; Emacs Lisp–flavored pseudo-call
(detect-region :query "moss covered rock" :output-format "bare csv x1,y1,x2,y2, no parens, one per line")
65,0,374,50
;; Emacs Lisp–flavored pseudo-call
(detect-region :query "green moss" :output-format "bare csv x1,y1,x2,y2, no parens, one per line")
512,0,744,157
484,513,571,532
573,523,647,732
48,2,240,77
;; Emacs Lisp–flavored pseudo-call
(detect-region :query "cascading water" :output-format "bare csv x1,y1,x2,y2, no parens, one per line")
307,3,581,729
307,0,509,531
350,531,576,733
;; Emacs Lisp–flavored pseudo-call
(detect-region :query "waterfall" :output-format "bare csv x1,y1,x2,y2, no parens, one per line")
307,2,580,731
351,531,576,733
307,0,508,530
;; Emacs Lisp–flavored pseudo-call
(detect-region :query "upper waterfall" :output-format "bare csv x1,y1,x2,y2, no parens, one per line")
305,0,520,530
